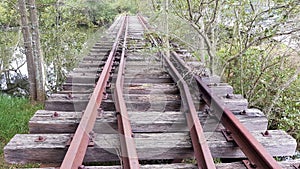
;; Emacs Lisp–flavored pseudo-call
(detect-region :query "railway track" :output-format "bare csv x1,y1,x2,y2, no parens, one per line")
4,15,299,169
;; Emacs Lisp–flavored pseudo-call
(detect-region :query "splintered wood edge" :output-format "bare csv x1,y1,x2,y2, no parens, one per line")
20,159,300,169
4,130,297,164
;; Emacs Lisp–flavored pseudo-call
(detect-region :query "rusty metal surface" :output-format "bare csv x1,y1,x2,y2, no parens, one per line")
194,76,282,169
60,15,127,169
137,15,216,169
161,55,216,169
137,14,158,47
114,16,140,168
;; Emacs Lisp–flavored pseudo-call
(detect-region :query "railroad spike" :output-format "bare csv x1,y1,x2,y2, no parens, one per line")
262,130,272,137
226,93,233,99
97,108,104,117
35,136,46,142
52,111,59,118
78,165,85,169
243,160,258,169
240,110,247,115
221,129,234,142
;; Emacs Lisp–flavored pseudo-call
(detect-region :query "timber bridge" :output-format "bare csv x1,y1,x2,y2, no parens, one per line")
4,15,300,169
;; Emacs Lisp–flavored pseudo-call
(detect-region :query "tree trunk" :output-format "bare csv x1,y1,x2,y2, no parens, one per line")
164,0,170,58
18,0,37,102
28,0,45,102
199,18,205,63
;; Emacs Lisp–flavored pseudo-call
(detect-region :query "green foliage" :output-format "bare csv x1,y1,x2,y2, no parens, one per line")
112,0,138,14
85,0,118,25
0,30,20,71
38,2,95,91
1,0,137,93
273,78,300,144
0,94,42,167
218,44,300,146
35,0,138,91
0,0,19,27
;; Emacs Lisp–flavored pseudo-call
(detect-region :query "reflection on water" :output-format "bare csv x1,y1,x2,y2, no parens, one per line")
0,27,103,96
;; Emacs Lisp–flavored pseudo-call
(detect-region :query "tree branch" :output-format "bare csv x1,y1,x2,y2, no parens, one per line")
186,0,193,21
266,68,300,118
209,0,219,24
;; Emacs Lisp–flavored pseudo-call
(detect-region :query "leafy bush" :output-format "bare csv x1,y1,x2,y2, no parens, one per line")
218,45,300,147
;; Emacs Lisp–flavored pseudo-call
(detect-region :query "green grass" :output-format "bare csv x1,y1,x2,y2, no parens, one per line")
0,94,42,168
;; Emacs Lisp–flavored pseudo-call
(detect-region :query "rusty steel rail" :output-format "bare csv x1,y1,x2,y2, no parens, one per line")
194,76,282,169
161,56,216,169
170,50,282,168
137,14,158,47
60,15,127,169
137,15,216,169
114,16,140,168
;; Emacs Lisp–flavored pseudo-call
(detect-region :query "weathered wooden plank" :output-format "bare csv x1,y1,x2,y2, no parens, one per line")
88,52,109,57
45,100,89,112
198,76,221,84
90,48,112,53
126,100,181,112
216,160,300,169
78,60,106,67
91,45,113,49
29,111,186,134
45,99,115,112
26,160,300,169
199,108,268,132
4,131,296,164
48,93,180,103
72,67,100,74
68,72,101,78
85,164,197,169
29,109,267,134
4,133,191,164
123,86,179,94
207,83,233,96
125,62,162,70
45,99,181,112
60,82,179,95
124,72,171,79
124,64,162,68
48,93,91,100
206,130,296,158
25,163,197,169
194,97,248,112
124,77,173,83
57,90,94,94
124,94,181,102
219,94,248,112
124,83,178,91
231,108,268,132
124,67,166,73
126,56,157,62
62,83,95,91
65,77,97,84
94,42,114,47
82,56,106,62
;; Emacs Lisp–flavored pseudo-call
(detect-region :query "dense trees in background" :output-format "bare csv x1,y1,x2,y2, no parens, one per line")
140,0,300,145
0,0,136,98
